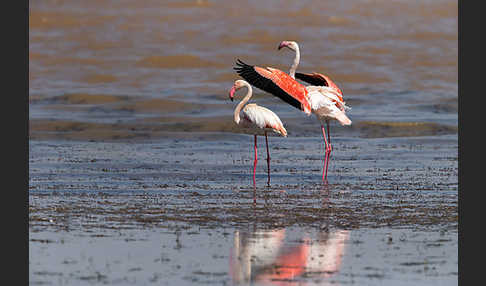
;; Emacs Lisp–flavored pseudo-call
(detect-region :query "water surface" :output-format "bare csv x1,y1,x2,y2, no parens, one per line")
29,0,457,285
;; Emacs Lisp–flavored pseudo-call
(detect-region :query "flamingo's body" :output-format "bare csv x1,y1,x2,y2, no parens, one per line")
234,54,351,182
229,80,287,188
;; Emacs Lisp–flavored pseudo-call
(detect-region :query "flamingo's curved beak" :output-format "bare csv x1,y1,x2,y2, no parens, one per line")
278,41,288,50
229,86,236,101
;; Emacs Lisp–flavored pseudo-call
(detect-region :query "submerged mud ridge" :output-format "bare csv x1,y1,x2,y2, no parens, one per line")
29,117,458,141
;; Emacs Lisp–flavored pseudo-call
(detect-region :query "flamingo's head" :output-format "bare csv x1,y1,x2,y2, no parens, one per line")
229,80,246,101
278,40,299,51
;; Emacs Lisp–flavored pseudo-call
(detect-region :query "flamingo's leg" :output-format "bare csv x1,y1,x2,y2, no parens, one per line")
265,131,271,186
253,134,258,188
321,124,330,183
324,121,332,181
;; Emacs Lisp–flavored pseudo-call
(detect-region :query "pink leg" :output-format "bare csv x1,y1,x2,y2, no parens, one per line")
265,131,271,186
324,121,332,181
321,123,332,183
253,135,258,188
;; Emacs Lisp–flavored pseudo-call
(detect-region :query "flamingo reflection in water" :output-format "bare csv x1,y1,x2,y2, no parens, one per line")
230,227,349,285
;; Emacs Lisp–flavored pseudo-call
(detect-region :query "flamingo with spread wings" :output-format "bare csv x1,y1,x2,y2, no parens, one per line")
277,40,350,182
229,79,287,188
234,56,351,182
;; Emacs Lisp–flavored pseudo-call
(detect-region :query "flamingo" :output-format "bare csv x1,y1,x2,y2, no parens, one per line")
234,56,351,182
277,40,350,182
229,79,288,188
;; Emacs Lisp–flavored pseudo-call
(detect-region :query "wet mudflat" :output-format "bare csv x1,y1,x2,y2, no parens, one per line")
29,134,457,285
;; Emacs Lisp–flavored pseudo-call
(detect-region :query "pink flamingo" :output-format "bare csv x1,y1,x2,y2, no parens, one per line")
277,40,350,182
229,79,288,188
234,56,351,183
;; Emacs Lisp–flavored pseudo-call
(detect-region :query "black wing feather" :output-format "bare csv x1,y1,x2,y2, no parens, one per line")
234,59,302,111
295,72,330,87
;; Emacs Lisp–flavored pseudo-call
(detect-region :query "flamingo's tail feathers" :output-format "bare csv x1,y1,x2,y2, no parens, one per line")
336,113,352,126
275,123,288,137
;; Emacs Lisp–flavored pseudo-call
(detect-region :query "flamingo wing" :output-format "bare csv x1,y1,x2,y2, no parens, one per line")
234,59,311,115
295,72,343,99
243,104,287,137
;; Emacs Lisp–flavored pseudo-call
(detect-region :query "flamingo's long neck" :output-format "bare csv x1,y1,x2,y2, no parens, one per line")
289,45,300,79
234,83,253,125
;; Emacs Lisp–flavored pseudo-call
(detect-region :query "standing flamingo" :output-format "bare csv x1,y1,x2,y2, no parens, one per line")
277,40,350,182
234,57,351,182
229,79,287,188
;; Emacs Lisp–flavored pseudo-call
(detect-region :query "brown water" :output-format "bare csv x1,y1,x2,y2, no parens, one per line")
29,0,457,139
29,1,458,285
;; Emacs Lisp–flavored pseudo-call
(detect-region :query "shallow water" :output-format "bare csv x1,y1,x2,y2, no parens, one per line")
29,0,457,285
29,135,457,285
30,226,457,285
